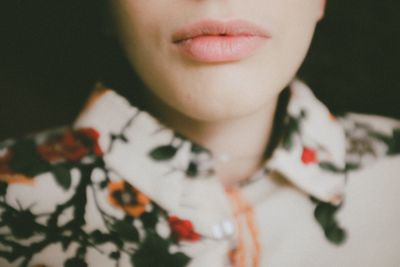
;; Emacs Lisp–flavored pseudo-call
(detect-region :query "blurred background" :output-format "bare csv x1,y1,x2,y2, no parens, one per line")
0,0,399,140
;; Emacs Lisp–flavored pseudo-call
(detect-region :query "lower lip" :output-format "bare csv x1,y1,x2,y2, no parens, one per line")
175,35,268,63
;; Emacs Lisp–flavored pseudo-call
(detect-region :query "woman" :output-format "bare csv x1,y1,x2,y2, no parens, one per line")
1,0,399,266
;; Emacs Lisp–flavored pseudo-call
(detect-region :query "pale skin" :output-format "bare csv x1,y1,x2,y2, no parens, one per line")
111,0,326,185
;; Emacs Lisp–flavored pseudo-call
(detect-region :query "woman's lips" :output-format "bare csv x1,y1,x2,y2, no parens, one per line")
172,19,271,63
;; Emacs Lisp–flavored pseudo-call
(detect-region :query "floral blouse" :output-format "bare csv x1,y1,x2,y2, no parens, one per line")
0,79,399,267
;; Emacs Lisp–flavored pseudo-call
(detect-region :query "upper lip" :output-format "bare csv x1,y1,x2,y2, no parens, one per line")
172,19,271,43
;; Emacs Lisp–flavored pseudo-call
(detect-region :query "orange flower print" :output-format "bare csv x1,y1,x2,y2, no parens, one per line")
329,113,337,121
168,216,201,242
108,181,150,218
37,128,102,163
0,150,33,185
228,248,239,267
301,147,319,165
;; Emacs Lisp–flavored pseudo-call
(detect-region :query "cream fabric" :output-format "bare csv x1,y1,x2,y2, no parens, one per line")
1,79,399,266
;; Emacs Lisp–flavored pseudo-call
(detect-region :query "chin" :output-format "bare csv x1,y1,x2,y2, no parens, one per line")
175,101,259,122
170,85,275,122
138,57,295,122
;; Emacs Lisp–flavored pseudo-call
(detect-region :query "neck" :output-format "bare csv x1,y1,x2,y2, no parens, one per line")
145,93,282,186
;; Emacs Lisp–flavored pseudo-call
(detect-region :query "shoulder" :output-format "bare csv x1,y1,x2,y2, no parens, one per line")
0,127,196,267
0,126,103,190
338,112,400,170
338,112,400,207
341,112,400,137
333,113,400,261
0,126,100,265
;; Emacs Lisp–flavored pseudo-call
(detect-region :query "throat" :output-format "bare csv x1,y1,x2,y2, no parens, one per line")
215,155,267,186
144,88,290,185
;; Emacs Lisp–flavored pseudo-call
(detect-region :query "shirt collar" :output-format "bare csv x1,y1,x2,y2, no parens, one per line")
73,79,346,236
266,79,346,204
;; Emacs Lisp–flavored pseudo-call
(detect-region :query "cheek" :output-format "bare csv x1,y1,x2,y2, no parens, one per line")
264,1,321,70
114,1,165,50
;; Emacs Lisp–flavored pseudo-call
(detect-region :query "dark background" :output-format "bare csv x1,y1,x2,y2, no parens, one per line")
1,0,399,140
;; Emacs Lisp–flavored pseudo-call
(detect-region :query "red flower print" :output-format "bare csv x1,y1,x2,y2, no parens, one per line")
301,147,318,165
168,216,201,242
78,128,103,156
108,181,150,218
37,128,102,163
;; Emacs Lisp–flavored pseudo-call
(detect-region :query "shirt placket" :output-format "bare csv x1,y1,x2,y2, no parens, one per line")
225,185,261,267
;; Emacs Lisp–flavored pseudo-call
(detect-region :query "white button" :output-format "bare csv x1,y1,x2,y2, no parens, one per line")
212,220,235,239
212,224,224,239
222,220,235,236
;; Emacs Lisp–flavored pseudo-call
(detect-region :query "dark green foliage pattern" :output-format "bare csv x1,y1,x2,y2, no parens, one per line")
0,126,192,267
